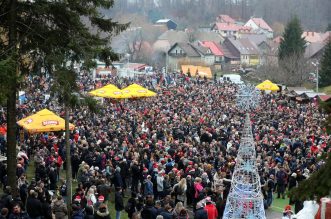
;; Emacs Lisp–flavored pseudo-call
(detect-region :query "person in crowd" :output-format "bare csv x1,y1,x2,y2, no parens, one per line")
125,192,138,219
276,166,288,199
0,208,9,219
8,203,29,219
204,197,218,219
94,204,110,219
51,196,68,219
144,175,154,197
194,202,208,219
159,203,173,219
115,187,124,219
0,71,329,219
26,190,43,219
141,196,157,219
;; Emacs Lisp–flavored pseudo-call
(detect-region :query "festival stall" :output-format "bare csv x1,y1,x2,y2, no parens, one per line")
181,65,212,79
88,84,123,98
256,80,280,91
120,84,157,98
17,109,75,133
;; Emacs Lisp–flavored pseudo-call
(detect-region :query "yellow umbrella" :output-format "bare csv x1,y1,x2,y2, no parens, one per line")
89,84,123,98
256,80,280,91
121,84,157,98
17,109,75,133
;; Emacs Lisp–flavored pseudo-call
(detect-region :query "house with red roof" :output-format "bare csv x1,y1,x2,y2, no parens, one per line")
211,22,251,38
216,14,236,24
245,18,273,39
302,31,325,44
199,41,224,65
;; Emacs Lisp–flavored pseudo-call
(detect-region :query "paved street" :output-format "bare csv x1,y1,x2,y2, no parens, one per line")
266,209,282,218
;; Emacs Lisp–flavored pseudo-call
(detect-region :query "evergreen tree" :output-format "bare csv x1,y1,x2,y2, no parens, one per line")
278,16,306,60
0,0,127,197
319,39,331,87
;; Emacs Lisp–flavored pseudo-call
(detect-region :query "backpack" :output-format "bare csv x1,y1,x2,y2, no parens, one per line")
174,185,183,196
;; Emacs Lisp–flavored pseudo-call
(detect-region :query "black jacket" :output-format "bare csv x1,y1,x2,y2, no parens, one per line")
115,192,124,211
159,210,173,219
194,207,208,219
141,205,157,219
26,197,43,217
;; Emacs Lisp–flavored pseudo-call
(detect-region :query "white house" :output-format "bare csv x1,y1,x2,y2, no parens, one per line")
245,18,274,39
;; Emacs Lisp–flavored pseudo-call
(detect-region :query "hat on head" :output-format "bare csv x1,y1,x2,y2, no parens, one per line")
74,196,81,202
98,195,105,202
284,205,293,214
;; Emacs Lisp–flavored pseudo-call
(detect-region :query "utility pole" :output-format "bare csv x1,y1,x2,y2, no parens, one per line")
312,61,319,92
65,104,72,218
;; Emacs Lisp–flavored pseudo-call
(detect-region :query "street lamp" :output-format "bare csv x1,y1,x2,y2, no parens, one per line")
312,61,319,92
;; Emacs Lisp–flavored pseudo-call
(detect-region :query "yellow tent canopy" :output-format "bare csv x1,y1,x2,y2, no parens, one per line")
256,80,280,91
181,65,212,79
88,84,123,98
17,109,75,133
121,84,157,98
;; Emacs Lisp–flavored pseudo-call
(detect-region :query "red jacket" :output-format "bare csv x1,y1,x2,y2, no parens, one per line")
205,203,218,219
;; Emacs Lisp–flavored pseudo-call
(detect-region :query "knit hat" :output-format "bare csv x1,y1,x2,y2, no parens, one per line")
98,195,105,202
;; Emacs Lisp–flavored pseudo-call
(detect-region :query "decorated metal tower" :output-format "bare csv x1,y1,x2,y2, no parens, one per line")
223,85,266,219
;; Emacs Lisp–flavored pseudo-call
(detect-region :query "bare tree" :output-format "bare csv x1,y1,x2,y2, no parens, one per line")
256,53,312,86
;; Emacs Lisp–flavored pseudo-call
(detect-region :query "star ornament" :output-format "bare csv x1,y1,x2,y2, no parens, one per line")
236,84,261,111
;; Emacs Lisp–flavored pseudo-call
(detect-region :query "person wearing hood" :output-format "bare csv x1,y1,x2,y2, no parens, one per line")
94,204,110,219
51,196,67,219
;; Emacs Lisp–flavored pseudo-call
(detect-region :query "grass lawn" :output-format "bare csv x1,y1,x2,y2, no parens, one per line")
271,196,292,213
322,85,331,94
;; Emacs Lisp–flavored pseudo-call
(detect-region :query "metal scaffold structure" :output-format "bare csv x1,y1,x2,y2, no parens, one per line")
223,85,266,219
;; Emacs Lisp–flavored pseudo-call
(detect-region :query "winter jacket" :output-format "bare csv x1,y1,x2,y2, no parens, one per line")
52,200,68,219
144,180,154,196
26,197,43,218
194,207,208,219
8,212,30,219
159,210,173,219
205,203,218,219
94,210,111,219
72,210,85,219
114,192,124,211
141,205,157,219
113,172,123,188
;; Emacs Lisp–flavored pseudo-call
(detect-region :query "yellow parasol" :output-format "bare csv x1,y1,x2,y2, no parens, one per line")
17,109,75,133
120,84,157,98
88,84,123,98
256,80,280,91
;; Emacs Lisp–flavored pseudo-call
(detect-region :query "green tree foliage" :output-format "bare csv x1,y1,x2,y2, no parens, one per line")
290,155,331,202
319,39,331,87
0,0,127,192
278,16,306,60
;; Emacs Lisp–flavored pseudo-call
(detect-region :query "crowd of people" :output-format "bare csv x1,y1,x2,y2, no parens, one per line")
0,70,330,219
